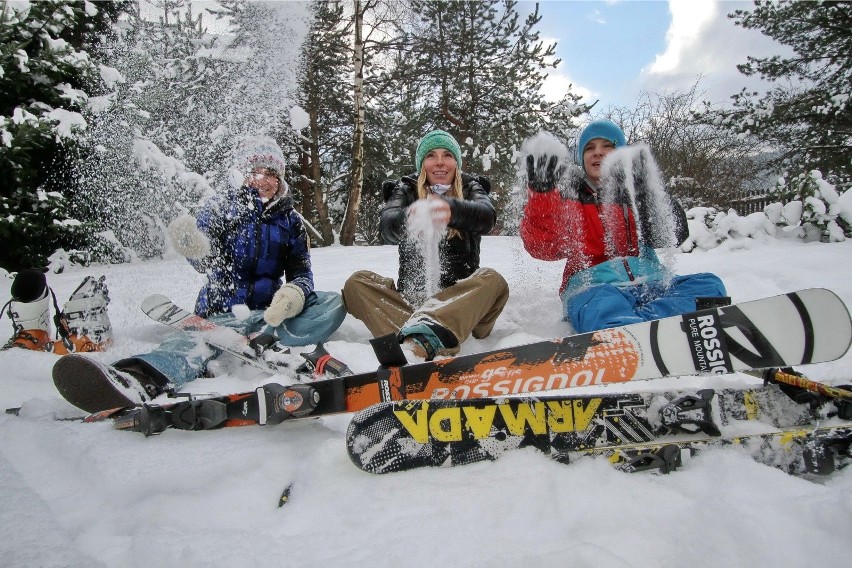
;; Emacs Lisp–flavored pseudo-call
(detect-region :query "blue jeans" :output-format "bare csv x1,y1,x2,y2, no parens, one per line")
120,291,346,388
565,273,726,333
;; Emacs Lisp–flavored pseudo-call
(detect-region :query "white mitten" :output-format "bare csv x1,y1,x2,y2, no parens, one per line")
168,215,211,259
264,283,306,326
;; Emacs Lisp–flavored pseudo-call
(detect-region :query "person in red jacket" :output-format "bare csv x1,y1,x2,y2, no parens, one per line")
520,120,726,333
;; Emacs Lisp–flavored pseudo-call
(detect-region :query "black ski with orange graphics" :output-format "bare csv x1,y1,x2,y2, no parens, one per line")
37,289,850,435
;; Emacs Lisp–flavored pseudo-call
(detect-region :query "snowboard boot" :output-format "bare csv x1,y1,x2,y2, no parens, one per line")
1,269,54,351
50,276,113,355
399,318,460,362
52,355,168,413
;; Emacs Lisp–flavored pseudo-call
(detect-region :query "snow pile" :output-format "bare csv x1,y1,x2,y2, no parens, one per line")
406,198,449,298
682,207,777,252
763,170,851,244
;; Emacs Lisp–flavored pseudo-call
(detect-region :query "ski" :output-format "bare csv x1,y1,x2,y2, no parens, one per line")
368,288,850,402
345,380,852,475
142,289,852,415
583,423,852,476
144,289,851,412
140,294,301,375
7,384,320,436
39,289,851,435
5,406,130,423
325,288,850,417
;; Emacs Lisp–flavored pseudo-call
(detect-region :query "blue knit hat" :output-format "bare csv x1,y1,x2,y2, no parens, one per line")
576,120,626,166
415,130,462,172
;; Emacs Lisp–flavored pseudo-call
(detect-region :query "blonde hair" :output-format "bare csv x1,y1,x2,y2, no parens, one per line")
417,169,463,239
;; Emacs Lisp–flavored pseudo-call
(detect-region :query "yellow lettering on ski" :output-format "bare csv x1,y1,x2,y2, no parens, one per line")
393,403,429,443
462,405,498,439
571,398,601,432
499,402,547,436
430,407,462,442
546,400,574,432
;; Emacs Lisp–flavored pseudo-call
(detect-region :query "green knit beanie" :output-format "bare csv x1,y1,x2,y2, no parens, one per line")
415,130,462,172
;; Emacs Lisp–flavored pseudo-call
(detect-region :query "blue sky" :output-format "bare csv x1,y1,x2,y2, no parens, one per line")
522,0,790,110
533,0,670,106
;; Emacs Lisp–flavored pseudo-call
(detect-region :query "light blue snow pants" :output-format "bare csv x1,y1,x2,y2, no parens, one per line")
117,291,346,388
564,273,727,333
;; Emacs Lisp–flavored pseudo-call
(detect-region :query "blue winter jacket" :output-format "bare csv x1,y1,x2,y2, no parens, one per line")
188,186,314,318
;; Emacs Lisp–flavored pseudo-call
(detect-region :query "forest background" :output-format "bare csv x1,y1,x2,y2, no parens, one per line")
0,0,849,272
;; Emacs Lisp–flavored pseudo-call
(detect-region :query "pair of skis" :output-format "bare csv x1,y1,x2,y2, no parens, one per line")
40,289,852,476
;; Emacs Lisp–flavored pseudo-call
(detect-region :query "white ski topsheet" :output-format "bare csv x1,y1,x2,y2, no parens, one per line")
630,288,851,381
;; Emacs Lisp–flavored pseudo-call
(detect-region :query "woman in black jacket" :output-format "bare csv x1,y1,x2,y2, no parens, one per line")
343,130,509,360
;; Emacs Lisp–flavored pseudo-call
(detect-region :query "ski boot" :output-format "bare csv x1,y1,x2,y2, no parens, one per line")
2,269,55,351
50,276,113,354
297,342,354,379
52,355,167,413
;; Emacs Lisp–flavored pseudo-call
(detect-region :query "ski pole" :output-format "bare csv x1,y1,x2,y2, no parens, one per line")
756,368,852,400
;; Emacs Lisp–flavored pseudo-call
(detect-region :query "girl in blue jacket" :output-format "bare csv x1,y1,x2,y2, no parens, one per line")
52,137,346,412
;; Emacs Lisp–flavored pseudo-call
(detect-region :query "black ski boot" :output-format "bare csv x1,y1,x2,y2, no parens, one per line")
52,355,167,413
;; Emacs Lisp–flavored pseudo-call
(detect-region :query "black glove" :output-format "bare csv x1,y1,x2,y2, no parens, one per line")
633,145,652,200
526,154,565,193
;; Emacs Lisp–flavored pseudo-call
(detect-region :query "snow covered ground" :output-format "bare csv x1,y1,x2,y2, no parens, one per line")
1,236,851,568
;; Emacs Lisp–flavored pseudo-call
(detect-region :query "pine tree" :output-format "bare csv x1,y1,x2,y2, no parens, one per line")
293,0,354,245
0,0,126,271
715,0,851,187
396,0,587,224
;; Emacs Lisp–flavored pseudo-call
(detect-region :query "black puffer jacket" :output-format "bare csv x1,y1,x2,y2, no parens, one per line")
380,173,496,305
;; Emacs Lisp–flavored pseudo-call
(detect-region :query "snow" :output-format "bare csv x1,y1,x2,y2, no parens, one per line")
289,105,310,131
1,236,852,567
45,108,86,140
406,198,449,298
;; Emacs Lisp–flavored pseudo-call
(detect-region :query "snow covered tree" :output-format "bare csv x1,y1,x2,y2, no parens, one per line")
293,0,354,246
603,83,769,210
715,0,851,186
72,0,218,261
396,0,587,224
75,1,310,260
0,0,127,271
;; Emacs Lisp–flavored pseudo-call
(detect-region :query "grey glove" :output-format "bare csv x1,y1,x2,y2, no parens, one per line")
168,215,211,260
263,283,306,326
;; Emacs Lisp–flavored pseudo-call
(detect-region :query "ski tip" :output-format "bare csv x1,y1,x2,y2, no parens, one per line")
140,294,171,313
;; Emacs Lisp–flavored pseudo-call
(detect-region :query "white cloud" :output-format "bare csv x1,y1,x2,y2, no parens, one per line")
641,0,794,105
648,0,716,75
542,68,595,103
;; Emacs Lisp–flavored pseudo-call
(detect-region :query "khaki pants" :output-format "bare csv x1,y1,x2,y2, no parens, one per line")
342,267,509,345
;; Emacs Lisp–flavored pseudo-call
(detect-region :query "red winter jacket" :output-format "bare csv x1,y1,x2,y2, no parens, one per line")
520,176,687,295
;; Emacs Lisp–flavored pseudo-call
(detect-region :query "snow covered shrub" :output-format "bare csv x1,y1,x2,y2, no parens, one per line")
47,231,135,273
765,171,851,242
681,207,775,252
